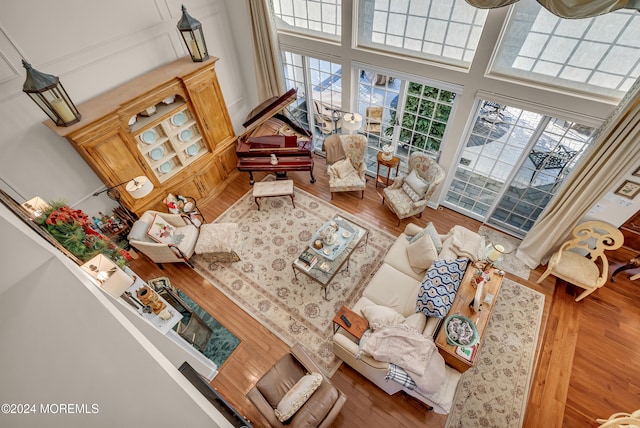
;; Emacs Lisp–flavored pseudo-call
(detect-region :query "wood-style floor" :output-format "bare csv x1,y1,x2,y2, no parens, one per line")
129,157,640,427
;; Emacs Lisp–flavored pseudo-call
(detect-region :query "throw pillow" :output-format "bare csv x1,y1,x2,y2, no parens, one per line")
406,233,438,274
361,305,406,330
330,158,357,179
274,372,323,422
146,214,176,244
404,170,430,197
416,258,469,318
402,182,422,202
423,222,443,253
128,221,151,242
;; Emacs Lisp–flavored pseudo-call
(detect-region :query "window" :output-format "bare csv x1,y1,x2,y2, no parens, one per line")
272,0,341,40
490,2,640,100
357,0,488,69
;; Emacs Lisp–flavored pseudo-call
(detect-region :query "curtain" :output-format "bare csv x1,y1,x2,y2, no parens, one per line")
465,0,640,18
516,78,640,268
248,0,285,102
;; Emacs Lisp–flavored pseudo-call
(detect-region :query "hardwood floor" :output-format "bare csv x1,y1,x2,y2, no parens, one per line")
129,158,640,427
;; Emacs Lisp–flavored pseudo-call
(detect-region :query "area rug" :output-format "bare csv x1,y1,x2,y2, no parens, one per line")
191,183,395,376
445,278,544,428
175,290,241,368
478,226,530,280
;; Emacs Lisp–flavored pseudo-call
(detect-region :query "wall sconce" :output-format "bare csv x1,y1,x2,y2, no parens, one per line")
93,176,154,224
81,254,134,298
177,5,209,62
22,60,81,127
21,196,51,219
342,112,363,135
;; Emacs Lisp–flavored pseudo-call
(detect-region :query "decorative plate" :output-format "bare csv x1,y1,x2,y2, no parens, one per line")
171,111,187,126
141,129,157,144
179,129,193,142
186,144,198,156
149,147,164,161
158,161,173,174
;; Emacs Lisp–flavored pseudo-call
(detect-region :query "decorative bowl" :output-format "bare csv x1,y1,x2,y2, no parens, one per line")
444,314,479,347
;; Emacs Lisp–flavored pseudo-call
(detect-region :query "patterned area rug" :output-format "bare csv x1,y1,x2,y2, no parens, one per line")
445,278,544,428
478,226,530,280
191,184,395,376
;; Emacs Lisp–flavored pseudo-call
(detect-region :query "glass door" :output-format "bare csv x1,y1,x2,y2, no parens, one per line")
444,100,595,237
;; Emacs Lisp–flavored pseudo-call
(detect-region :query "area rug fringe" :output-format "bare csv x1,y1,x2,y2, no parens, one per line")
191,181,395,376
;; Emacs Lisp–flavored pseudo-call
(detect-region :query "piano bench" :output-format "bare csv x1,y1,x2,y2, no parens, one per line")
253,179,296,211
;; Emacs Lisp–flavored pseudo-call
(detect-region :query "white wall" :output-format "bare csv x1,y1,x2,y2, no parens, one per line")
0,205,234,427
0,0,256,215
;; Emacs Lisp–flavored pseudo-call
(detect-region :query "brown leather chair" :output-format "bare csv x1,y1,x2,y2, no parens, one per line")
247,344,347,427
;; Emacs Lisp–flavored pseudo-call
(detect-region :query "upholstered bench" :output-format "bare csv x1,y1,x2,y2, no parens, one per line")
194,222,240,263
253,179,295,210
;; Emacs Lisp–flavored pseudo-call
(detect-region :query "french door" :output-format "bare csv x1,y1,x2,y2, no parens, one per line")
443,101,595,238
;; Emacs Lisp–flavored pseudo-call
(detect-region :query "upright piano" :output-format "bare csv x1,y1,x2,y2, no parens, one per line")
236,88,315,184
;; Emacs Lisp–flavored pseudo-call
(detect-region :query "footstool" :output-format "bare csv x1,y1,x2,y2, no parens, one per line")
194,223,240,263
253,179,295,210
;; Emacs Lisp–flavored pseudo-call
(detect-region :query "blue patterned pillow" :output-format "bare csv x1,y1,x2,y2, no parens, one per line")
416,258,469,318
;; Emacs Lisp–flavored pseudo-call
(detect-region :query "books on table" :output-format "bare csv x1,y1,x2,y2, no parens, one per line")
297,248,318,271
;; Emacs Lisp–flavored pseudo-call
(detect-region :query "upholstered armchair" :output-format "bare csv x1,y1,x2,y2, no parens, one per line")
247,344,347,428
324,134,367,199
537,220,624,302
128,210,200,268
382,152,445,225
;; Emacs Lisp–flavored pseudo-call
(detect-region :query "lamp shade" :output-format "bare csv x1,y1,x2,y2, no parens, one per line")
125,176,154,199
81,254,133,298
22,60,81,126
342,112,362,134
177,5,209,62
21,196,51,219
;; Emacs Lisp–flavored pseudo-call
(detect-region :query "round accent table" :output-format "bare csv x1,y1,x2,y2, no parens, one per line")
375,151,400,188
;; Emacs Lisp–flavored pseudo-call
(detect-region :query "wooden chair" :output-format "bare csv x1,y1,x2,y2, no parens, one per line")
537,220,624,301
365,106,383,135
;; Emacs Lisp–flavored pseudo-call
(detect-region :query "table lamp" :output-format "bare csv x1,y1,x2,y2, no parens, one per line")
81,254,134,298
21,196,51,219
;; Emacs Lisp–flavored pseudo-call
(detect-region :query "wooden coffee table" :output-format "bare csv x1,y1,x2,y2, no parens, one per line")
434,264,504,372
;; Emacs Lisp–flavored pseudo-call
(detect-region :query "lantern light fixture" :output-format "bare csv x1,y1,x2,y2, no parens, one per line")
177,5,209,62
21,60,81,127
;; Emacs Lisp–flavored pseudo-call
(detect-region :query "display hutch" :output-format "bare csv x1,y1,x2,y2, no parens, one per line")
44,57,238,216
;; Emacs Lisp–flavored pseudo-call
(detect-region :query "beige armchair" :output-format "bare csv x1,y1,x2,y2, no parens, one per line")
127,210,199,268
537,220,624,302
324,134,367,199
382,152,445,225
247,344,347,428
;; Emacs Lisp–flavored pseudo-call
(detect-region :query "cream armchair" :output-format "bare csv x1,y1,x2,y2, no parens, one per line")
127,210,200,268
537,220,624,301
382,152,445,225
324,134,367,199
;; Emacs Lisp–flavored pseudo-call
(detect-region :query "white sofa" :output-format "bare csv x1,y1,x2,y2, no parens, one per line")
332,222,485,414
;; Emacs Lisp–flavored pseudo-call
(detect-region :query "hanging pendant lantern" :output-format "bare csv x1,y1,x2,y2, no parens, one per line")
177,5,209,62
22,60,81,127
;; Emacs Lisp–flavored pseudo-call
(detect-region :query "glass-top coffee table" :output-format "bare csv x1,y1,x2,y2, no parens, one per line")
292,214,369,300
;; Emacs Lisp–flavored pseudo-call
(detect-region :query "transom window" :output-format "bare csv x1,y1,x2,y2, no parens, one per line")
357,0,488,69
490,2,640,100
272,0,341,40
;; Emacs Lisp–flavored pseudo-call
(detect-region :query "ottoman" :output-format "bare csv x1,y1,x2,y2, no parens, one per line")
194,223,241,263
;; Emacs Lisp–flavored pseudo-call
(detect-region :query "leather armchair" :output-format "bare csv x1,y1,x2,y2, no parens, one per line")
128,210,200,267
537,220,624,301
247,344,347,428
382,152,445,225
325,134,367,199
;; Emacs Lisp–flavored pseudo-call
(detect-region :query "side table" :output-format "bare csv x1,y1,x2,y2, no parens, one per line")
376,152,400,188
332,305,369,342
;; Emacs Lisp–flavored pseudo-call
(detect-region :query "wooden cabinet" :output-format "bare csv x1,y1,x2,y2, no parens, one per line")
44,57,238,216
621,210,640,250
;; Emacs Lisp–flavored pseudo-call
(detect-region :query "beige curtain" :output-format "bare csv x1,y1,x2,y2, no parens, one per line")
517,78,640,267
465,0,639,18
249,0,285,101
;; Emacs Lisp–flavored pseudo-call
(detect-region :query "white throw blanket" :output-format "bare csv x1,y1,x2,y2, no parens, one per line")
361,325,446,393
